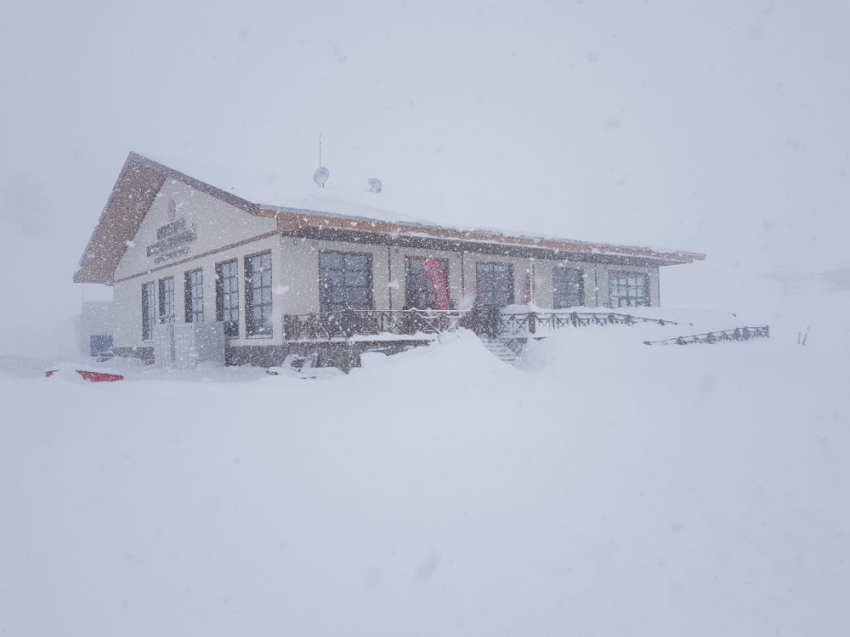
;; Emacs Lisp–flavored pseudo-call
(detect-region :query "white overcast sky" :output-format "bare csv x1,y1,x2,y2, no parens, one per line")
1,0,848,354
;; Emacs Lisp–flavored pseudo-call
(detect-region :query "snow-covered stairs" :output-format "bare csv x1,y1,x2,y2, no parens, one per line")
481,338,520,364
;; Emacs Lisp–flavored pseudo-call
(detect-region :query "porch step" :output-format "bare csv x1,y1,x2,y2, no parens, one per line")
481,338,519,364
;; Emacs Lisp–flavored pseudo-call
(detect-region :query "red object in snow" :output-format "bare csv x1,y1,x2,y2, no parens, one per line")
77,370,124,382
44,368,124,382
421,258,451,310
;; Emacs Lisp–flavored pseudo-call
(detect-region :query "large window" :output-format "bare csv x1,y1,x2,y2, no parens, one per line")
245,252,273,337
141,281,156,341
184,269,203,323
319,252,372,314
553,267,584,309
158,277,175,324
609,271,650,307
476,262,514,307
405,257,448,309
216,260,240,337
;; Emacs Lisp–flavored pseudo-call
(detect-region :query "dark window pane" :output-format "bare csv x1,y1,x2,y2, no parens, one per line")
319,251,372,313
477,263,513,307
553,267,584,309
216,260,239,337
184,269,203,323
609,271,649,308
245,253,273,337
158,277,175,324
142,281,156,341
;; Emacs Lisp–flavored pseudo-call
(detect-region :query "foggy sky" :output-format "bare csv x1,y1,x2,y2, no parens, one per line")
1,0,848,356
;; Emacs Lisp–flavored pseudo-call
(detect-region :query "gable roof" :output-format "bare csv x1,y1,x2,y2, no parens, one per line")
74,153,261,284
75,153,705,285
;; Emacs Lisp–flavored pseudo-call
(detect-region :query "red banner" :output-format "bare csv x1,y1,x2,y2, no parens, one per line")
421,258,451,310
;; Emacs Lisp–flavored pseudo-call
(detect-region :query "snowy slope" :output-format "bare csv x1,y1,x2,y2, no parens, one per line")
0,319,848,636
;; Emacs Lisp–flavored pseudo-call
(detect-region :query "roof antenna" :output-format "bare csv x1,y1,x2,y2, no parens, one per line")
313,133,329,188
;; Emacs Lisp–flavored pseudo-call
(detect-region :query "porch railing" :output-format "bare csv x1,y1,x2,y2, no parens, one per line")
643,326,770,346
283,309,469,341
495,310,680,339
282,308,680,341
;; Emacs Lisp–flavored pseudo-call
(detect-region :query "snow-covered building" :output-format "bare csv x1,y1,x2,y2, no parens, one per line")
74,153,704,367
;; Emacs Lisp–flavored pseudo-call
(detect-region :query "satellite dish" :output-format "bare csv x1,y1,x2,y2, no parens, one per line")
313,166,329,187
367,177,382,194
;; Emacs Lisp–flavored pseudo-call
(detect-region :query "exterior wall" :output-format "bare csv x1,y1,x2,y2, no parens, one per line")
78,301,114,355
594,263,660,307
113,235,283,350
460,253,544,308
389,246,464,309
532,260,597,308
108,176,663,356
275,240,661,315
278,237,392,314
114,179,276,281
112,178,280,351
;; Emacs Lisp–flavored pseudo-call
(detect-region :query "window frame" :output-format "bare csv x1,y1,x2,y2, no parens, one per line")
608,270,650,308
318,250,374,314
245,251,273,338
476,261,514,308
141,281,156,341
404,257,450,310
158,276,175,324
184,268,204,324
552,266,585,309
215,259,240,338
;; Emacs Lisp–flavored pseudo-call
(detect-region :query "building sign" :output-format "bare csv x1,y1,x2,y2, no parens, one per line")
147,217,197,263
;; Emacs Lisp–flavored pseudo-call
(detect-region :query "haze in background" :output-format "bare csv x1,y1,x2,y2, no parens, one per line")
1,0,848,357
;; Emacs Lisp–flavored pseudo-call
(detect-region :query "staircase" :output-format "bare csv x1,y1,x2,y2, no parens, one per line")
481,338,520,364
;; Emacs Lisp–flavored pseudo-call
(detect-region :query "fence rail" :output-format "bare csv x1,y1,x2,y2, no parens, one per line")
643,326,770,346
283,309,469,341
283,308,681,341
496,311,679,338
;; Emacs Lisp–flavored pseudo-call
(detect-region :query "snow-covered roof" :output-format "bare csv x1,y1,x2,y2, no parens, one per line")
74,152,705,285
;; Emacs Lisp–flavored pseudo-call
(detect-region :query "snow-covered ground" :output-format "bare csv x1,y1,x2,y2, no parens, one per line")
1,300,848,636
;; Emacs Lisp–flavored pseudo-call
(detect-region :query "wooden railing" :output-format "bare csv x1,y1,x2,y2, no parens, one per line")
495,310,680,339
643,326,770,346
283,308,680,341
283,309,469,341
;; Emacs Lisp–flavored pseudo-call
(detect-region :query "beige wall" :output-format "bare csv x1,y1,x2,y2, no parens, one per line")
594,263,661,308
278,237,392,314
113,236,283,349
112,177,281,349
111,184,663,350
114,179,276,281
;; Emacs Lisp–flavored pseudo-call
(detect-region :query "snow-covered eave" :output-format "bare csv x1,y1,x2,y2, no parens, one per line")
264,205,706,266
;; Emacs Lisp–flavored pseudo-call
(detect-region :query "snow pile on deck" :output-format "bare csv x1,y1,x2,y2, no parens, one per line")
0,320,848,636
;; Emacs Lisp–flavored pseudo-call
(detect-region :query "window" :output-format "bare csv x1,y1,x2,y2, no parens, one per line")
141,281,156,341
319,252,372,314
553,267,584,309
216,260,240,337
476,262,514,307
245,252,272,337
405,257,448,309
184,269,203,323
609,271,650,307
158,277,175,324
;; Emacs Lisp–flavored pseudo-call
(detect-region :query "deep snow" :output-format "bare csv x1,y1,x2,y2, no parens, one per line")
1,309,848,636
